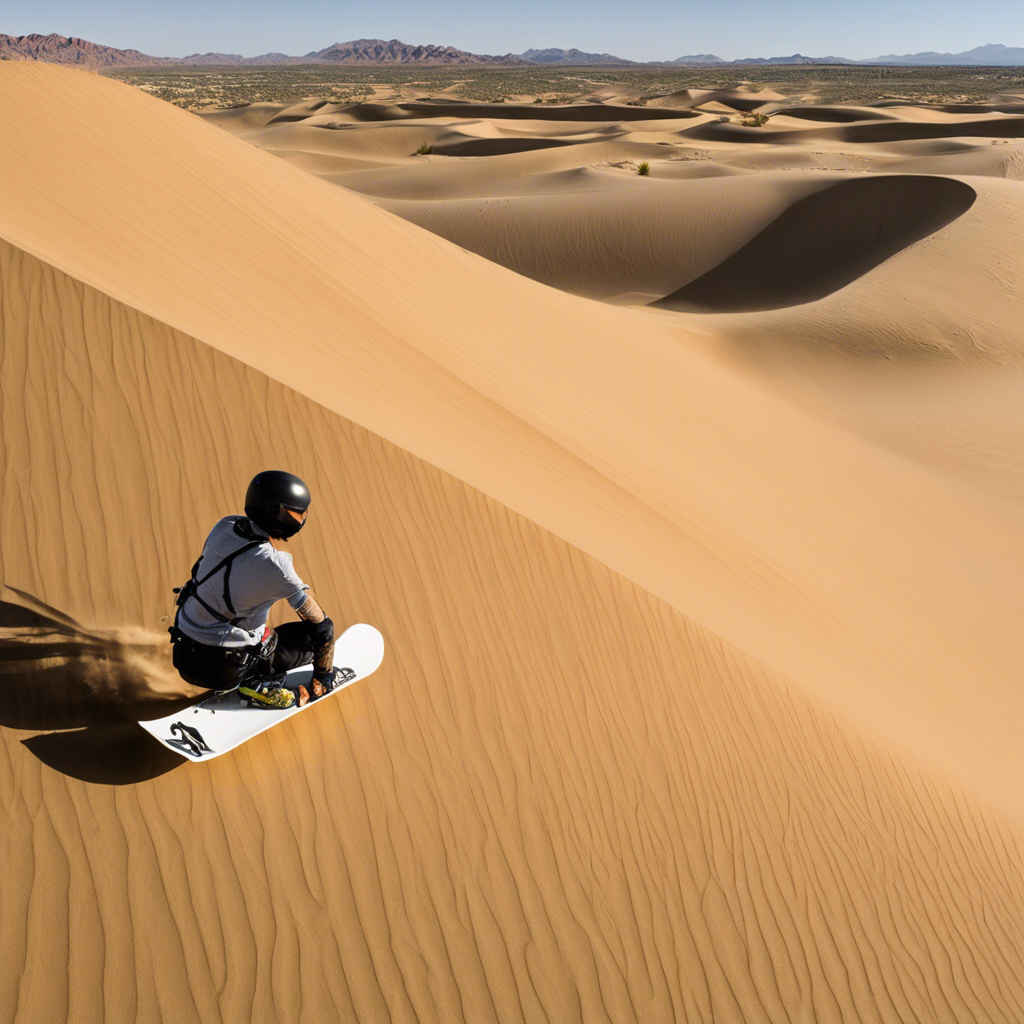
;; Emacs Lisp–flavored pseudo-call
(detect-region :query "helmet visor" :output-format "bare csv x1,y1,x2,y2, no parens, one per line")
273,504,309,537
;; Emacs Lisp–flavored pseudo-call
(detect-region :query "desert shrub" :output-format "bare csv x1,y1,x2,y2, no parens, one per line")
534,97,543,103
741,112,770,127
715,115,731,123
415,141,433,155
104,65,1024,113
637,161,650,176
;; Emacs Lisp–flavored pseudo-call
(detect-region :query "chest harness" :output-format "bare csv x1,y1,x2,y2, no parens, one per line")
169,519,267,639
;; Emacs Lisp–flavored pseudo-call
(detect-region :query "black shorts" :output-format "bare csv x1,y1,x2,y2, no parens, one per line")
171,622,319,691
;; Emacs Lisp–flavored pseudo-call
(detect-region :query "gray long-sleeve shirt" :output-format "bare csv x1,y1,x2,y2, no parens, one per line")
177,516,308,647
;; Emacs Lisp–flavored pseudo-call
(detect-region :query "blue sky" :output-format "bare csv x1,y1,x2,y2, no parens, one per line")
4,0,1021,62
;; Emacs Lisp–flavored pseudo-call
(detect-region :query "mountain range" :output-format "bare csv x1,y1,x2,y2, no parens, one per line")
2,33,1023,68
0,34,529,67
672,44,1024,65
869,43,1024,65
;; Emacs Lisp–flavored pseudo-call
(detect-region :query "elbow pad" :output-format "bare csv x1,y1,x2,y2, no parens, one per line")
308,615,334,648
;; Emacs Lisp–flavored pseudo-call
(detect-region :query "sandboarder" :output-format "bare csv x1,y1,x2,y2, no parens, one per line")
168,470,342,708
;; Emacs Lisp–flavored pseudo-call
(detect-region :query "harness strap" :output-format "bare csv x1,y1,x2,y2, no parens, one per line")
182,541,263,627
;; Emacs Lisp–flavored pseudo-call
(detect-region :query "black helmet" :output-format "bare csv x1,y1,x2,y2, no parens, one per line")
244,471,311,539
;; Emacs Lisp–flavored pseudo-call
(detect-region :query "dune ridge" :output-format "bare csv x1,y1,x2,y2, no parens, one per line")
1,61,1022,1022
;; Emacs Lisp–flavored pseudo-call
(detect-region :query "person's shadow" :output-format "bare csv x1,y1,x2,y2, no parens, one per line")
0,586,197,783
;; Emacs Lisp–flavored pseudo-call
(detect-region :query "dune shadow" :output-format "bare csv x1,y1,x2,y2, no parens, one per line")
837,117,1024,144
683,115,1024,146
0,586,199,781
769,105,899,123
399,101,697,122
654,176,976,314
22,724,184,784
432,137,579,157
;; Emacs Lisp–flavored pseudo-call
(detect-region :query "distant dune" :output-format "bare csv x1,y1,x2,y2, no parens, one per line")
1,60,1023,1024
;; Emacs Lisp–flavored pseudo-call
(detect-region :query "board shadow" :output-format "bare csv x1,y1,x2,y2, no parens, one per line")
22,723,185,784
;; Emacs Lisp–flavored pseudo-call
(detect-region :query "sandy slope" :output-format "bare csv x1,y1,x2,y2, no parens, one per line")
1,62,1022,1022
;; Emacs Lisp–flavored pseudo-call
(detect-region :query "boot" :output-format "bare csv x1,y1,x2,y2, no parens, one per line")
239,679,296,709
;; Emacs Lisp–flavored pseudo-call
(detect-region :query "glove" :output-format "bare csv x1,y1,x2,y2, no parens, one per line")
308,616,334,648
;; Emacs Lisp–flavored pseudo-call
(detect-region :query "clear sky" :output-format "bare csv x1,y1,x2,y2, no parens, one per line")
4,0,1022,62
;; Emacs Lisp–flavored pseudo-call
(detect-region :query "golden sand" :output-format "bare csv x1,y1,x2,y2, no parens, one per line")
1,62,1021,1022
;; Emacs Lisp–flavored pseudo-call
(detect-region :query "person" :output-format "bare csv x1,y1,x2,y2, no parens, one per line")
168,470,341,709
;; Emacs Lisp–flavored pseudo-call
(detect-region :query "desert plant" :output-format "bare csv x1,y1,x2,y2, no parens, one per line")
415,141,433,155
637,161,650,176
741,112,770,127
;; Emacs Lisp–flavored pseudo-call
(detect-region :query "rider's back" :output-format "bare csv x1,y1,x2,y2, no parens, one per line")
176,516,308,648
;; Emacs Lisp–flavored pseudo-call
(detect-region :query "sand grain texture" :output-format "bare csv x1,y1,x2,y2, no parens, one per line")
1,62,1022,1023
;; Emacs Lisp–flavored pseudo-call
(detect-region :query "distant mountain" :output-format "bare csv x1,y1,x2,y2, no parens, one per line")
517,47,634,65
241,53,301,66
305,38,530,65
867,43,1024,65
672,52,853,65
177,52,322,66
731,53,855,65
0,32,169,66
178,52,248,66
671,54,726,64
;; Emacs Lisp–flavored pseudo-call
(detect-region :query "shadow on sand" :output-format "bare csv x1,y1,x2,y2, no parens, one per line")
0,586,199,783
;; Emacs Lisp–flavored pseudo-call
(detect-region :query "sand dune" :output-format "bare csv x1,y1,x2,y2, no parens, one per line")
372,172,832,300
767,103,901,121
2,61,1023,1023
656,175,977,311
642,88,786,112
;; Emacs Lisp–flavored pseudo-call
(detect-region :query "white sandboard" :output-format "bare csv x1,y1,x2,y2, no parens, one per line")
141,623,384,761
